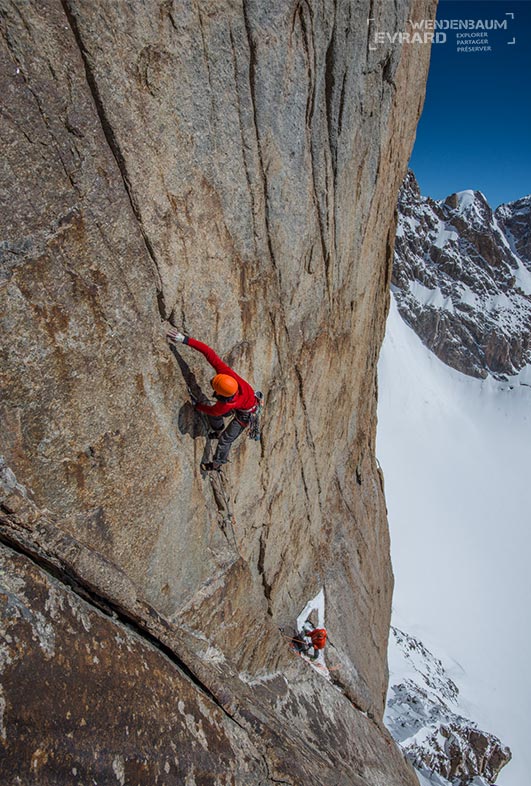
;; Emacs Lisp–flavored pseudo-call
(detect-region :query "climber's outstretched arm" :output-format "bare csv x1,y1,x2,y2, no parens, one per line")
185,337,233,377
167,329,242,381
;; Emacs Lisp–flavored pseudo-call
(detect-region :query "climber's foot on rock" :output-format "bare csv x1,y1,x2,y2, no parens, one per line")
201,461,222,472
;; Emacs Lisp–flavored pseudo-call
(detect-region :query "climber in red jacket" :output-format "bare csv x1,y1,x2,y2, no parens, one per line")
293,622,328,661
307,627,327,659
167,328,258,471
303,626,327,660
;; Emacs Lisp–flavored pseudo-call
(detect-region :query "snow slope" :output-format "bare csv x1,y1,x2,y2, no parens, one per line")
386,625,510,785
377,295,531,786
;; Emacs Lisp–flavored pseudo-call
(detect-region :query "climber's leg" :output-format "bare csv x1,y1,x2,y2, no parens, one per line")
213,417,246,465
207,414,225,439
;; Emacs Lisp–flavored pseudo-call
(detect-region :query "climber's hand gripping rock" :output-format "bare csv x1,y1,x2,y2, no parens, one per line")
166,328,186,344
167,328,186,344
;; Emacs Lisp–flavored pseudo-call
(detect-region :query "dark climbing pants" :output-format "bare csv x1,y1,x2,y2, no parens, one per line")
209,411,250,465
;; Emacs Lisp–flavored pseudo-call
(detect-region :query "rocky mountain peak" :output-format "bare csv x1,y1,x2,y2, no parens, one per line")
445,188,489,216
393,171,531,379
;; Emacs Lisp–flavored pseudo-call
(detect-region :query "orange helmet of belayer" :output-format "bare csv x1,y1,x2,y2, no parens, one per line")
211,374,238,397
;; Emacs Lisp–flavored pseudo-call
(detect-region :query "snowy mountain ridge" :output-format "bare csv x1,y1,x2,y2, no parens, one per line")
393,172,531,379
386,627,511,786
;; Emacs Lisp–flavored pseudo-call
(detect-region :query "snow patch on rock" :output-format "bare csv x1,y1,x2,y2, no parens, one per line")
295,588,330,679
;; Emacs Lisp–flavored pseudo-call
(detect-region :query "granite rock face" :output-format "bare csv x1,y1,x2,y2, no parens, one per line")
393,171,531,379
1,458,421,786
0,0,435,782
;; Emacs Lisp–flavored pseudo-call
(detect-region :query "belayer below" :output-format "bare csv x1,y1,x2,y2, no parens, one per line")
167,328,260,471
296,622,327,661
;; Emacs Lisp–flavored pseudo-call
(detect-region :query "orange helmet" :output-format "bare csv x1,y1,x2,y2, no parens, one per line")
211,374,238,397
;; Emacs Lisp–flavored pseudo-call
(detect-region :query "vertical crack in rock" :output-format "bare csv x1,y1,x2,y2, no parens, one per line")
257,530,273,613
324,0,338,173
322,0,347,294
238,1,341,601
60,0,167,318
241,0,281,287
366,0,376,61
0,526,237,725
298,2,333,303
298,3,316,130
228,24,259,256
240,2,325,601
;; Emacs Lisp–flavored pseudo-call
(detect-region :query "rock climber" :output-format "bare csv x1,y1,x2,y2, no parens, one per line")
297,622,327,661
167,328,259,471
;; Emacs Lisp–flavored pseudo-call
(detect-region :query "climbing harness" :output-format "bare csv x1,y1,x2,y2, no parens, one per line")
230,390,263,437
177,373,238,551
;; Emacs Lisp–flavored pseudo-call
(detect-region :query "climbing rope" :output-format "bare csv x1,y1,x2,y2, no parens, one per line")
207,468,239,553
279,630,308,647
182,382,239,553
169,344,242,554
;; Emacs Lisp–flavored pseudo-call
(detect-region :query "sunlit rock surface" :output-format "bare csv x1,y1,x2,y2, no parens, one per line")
0,1,435,781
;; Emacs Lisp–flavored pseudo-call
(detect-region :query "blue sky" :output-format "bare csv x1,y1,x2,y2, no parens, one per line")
410,0,531,208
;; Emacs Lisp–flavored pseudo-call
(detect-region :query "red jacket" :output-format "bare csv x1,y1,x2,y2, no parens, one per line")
309,628,327,650
185,337,256,416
